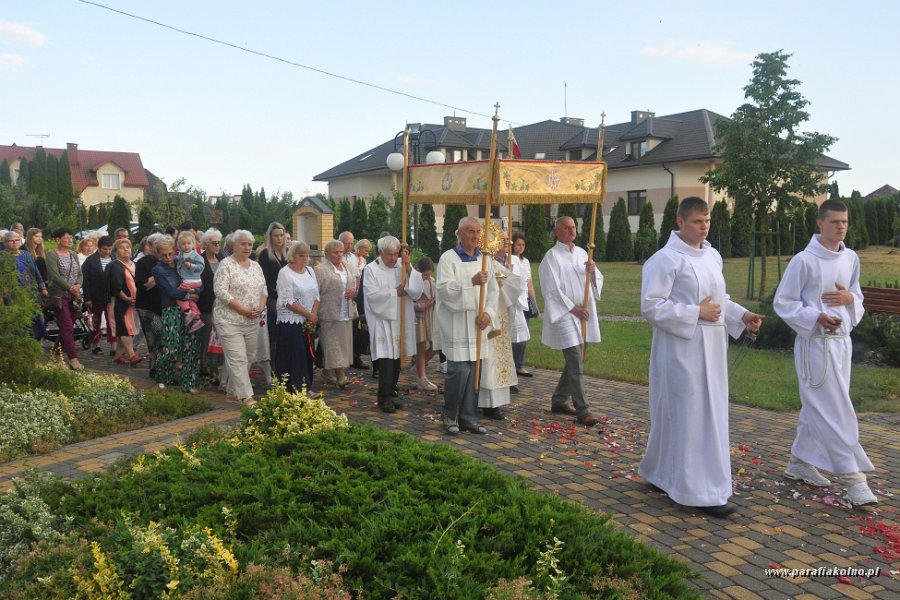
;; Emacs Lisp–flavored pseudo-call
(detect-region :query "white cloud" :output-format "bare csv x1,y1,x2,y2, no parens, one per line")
642,41,752,65
0,52,29,71
0,21,47,46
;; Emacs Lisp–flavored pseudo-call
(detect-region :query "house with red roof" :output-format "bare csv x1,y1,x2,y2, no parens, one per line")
0,142,150,208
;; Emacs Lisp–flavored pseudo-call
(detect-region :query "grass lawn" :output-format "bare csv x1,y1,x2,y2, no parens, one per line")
525,246,900,412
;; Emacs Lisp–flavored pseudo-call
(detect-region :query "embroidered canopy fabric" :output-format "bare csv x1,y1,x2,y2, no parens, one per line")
408,159,606,205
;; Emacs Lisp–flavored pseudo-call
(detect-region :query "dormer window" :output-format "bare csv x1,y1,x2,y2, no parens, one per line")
628,140,648,159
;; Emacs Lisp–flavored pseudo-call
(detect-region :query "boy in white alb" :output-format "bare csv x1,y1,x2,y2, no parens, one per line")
773,199,877,507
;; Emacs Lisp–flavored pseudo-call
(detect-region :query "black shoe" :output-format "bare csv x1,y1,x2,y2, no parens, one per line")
92,346,103,355
371,369,380,379
351,359,368,369
392,396,405,410
483,407,506,420
516,370,533,377
647,482,666,494
510,385,520,394
459,421,488,434
696,504,736,518
378,400,396,413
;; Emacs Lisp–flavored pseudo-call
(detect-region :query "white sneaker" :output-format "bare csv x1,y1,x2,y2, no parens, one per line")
437,361,447,374
845,482,878,507
418,376,438,391
784,459,831,487
158,383,166,390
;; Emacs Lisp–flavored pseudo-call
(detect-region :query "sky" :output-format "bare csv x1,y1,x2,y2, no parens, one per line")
2,0,898,200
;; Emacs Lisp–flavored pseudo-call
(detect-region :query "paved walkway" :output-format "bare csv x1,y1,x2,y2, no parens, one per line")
2,352,897,599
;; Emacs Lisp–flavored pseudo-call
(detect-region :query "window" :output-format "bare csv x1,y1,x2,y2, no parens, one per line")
629,140,648,159
627,190,646,216
534,152,546,159
102,173,121,189
569,150,582,161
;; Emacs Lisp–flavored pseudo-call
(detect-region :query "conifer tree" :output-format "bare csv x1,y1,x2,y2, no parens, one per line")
864,200,879,245
29,148,47,201
46,154,60,211
441,205,469,254
16,158,29,192
58,150,73,207
578,205,605,261
87,204,99,229
337,198,352,236
523,204,551,261
0,159,11,187
108,195,132,233
351,197,368,239
366,194,390,243
418,203,440,261
877,197,894,245
137,202,156,240
190,197,206,231
657,196,679,249
605,198,633,261
97,202,109,227
389,191,405,239
633,200,657,262
213,196,231,234
710,200,732,258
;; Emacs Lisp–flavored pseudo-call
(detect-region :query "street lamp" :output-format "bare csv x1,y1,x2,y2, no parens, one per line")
75,198,84,233
386,123,445,244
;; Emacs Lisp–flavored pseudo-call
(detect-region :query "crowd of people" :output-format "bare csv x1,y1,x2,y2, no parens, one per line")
1,195,879,516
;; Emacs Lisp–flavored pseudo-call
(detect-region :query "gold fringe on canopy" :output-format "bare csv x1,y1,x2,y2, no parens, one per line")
408,159,606,205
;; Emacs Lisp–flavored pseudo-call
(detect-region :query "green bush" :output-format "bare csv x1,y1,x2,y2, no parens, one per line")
0,386,73,461
852,313,900,367
0,254,42,387
0,426,698,599
752,291,796,350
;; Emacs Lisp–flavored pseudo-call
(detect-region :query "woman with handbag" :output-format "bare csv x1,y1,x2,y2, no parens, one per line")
510,232,541,378
108,238,141,365
45,227,85,370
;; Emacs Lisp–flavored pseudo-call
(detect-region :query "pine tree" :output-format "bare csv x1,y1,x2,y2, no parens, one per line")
633,200,657,262
87,204,99,229
877,197,893,245
213,196,231,233
108,195,132,233
16,158,29,192
190,197,206,231
522,205,550,261
351,197,368,239
657,196,679,249
441,205,470,254
418,203,440,261
29,148,47,201
97,203,109,228
57,150,73,208
45,154,60,212
0,159,11,187
828,180,841,200
864,200,879,245
137,201,157,240
389,191,405,239
366,194,391,243
730,197,753,257
709,200,732,258
337,198,352,236
605,198,633,261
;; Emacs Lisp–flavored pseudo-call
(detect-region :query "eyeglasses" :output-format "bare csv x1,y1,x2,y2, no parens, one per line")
209,240,221,245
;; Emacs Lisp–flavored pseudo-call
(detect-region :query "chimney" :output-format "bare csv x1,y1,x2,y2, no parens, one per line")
67,142,79,166
559,117,584,127
631,110,654,126
444,116,467,132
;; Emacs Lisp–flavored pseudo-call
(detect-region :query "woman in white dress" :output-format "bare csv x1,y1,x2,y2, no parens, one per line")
274,241,319,392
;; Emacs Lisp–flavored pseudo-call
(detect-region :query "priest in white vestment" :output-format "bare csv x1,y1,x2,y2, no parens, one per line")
639,197,761,518
773,200,877,507
538,217,602,427
363,236,423,413
478,245,523,419
434,216,499,435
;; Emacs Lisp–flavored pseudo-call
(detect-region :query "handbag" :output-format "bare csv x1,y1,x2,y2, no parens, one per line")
524,297,540,319
42,288,66,311
207,328,224,355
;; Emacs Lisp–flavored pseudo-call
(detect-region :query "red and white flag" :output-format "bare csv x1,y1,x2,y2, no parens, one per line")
509,126,522,158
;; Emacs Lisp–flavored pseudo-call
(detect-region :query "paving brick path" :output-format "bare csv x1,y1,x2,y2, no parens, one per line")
2,352,897,599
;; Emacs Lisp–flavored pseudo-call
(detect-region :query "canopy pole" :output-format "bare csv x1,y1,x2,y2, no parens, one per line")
474,103,501,393
582,113,605,358
399,127,410,361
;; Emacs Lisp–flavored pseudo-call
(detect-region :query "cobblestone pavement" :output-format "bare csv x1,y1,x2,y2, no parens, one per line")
2,352,897,599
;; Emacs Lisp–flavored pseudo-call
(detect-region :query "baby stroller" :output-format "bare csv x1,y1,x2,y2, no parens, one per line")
43,303,92,351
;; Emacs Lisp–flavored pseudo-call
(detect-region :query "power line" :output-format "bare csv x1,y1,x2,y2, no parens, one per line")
76,0,520,125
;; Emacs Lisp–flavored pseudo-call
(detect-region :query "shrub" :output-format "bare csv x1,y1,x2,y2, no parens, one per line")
0,471,73,580
752,291,796,350
852,313,900,367
228,378,349,447
0,386,73,461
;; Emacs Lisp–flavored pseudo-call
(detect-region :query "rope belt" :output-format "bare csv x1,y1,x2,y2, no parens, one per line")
802,331,849,389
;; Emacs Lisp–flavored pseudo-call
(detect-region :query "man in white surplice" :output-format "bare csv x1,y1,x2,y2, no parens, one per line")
477,237,522,420
363,236,423,413
434,216,499,436
773,199,877,507
538,216,602,426
639,197,762,518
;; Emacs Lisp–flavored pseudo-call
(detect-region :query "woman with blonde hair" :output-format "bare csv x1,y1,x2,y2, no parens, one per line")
313,239,356,387
108,238,141,364
25,227,48,283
